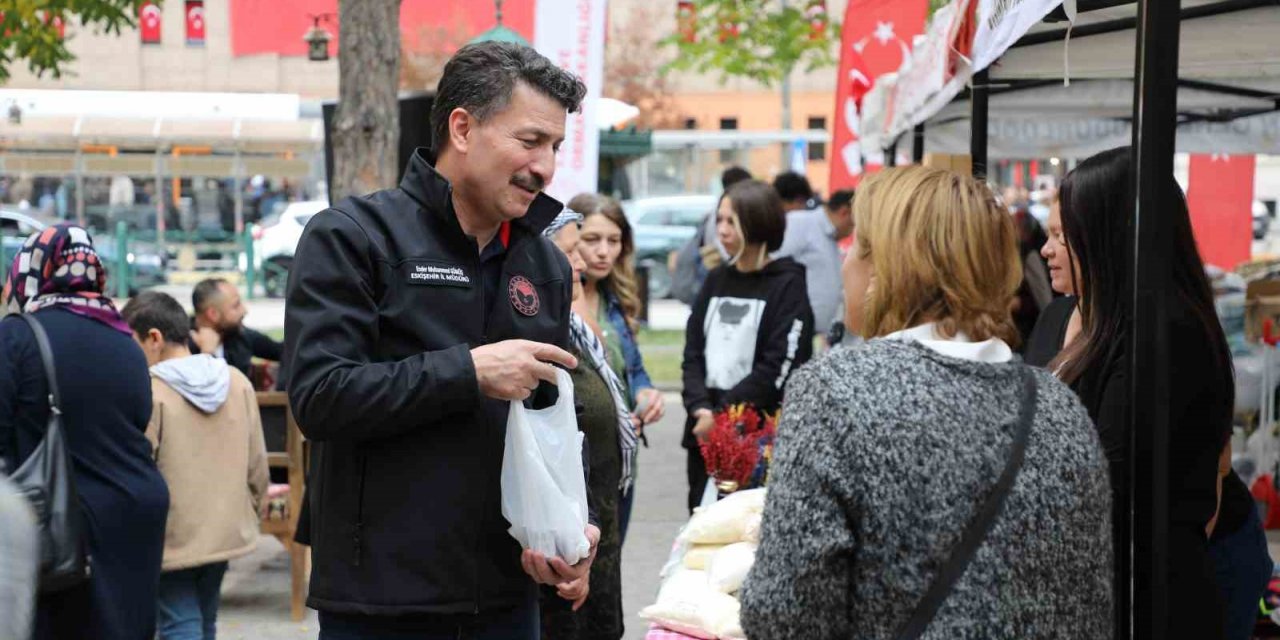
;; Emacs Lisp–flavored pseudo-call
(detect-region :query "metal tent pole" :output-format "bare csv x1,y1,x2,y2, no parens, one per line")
971,69,990,179
1129,0,1179,638
912,124,926,163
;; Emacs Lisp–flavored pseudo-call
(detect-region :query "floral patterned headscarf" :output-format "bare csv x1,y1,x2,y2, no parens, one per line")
3,223,132,335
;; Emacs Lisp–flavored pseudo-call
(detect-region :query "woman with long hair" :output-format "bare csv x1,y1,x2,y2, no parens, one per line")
1028,147,1262,640
571,193,664,541
740,166,1113,639
680,180,814,512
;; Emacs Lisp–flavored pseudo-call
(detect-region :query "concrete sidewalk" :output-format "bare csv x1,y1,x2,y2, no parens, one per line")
217,394,689,639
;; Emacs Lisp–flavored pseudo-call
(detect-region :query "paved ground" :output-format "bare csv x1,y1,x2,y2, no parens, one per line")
217,393,689,639
146,283,692,333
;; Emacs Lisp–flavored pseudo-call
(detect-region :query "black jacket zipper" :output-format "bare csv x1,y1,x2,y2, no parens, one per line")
353,454,368,567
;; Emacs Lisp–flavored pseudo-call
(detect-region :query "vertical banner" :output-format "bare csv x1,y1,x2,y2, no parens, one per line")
534,0,606,202
1187,154,1255,270
185,1,206,45
829,0,927,191
140,1,162,44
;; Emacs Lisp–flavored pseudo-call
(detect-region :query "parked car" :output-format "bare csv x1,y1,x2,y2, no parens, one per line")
251,199,328,298
94,236,169,291
621,195,716,299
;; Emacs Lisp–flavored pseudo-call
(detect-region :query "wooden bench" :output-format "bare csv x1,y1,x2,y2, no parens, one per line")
256,391,308,621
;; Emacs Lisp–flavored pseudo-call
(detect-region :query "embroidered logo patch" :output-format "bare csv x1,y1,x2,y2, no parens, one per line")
509,275,540,316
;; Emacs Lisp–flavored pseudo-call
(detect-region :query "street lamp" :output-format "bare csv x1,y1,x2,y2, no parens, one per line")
305,13,335,62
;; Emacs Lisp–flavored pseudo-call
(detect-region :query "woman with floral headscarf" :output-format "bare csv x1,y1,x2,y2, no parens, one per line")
1,224,169,640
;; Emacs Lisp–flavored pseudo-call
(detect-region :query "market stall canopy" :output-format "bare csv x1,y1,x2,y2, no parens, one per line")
862,0,1280,156
597,97,641,131
0,89,322,153
919,79,1280,157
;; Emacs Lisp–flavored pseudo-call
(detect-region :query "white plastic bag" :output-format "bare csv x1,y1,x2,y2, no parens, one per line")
501,368,591,564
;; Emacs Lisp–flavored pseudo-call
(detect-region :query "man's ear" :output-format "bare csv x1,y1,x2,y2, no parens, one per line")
148,328,165,346
448,108,474,155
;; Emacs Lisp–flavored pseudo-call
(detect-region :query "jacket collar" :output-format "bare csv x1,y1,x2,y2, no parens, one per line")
399,147,565,242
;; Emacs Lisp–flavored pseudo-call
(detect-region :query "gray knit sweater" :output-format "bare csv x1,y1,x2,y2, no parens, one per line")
740,339,1113,639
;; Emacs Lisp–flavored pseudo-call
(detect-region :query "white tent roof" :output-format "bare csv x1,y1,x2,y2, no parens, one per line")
864,0,1280,157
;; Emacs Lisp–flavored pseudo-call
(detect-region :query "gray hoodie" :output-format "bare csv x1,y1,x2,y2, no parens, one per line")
151,354,232,414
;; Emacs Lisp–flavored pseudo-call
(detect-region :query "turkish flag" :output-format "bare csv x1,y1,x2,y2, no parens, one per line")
186,1,206,45
140,1,161,44
829,0,928,191
1187,154,1255,270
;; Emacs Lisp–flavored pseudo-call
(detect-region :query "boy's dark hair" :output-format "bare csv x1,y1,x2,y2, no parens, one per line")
828,189,856,211
727,180,787,253
772,171,815,204
123,291,190,345
192,278,229,315
431,42,587,156
720,166,752,191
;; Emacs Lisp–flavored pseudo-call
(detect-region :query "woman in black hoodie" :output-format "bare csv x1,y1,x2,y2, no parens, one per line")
681,180,815,512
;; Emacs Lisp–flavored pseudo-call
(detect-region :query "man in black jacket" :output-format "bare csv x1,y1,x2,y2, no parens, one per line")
190,277,283,381
285,42,598,639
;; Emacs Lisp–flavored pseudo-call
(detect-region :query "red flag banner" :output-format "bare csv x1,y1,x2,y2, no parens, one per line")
186,1,206,45
805,0,827,40
1187,154,1255,270
677,0,696,43
829,0,928,191
140,1,162,44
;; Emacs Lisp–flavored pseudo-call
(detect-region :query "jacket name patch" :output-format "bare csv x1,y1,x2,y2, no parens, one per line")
405,262,472,287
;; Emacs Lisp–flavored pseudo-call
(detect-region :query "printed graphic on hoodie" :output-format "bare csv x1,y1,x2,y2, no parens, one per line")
703,296,767,390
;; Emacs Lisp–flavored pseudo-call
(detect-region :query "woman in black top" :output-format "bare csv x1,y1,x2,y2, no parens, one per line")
681,181,814,512
1025,147,1263,640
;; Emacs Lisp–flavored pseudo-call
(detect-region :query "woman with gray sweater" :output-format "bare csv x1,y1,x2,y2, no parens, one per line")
740,166,1114,639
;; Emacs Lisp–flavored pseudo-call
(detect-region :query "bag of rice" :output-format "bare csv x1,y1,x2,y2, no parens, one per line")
682,489,767,545
707,542,757,594
640,569,740,639
683,544,726,570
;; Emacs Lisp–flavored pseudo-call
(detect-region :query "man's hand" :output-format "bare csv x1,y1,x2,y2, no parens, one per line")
472,340,578,401
692,408,715,442
520,524,600,587
190,326,221,355
636,387,666,425
556,573,591,611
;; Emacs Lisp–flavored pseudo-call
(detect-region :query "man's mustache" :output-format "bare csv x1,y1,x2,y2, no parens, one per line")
511,174,544,193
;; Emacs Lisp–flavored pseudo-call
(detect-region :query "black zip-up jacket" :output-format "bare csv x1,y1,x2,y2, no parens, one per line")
284,149,579,616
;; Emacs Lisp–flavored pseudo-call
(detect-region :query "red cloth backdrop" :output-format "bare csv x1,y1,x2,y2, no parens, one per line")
228,0,535,58
1187,154,1255,270
828,0,928,191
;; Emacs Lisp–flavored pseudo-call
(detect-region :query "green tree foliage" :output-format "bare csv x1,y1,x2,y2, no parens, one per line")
661,0,840,87
0,0,144,82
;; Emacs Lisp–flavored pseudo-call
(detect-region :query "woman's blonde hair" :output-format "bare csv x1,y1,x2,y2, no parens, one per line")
854,165,1022,344
567,192,642,333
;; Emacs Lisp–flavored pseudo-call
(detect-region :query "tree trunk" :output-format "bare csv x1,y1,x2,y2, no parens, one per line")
332,0,401,203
